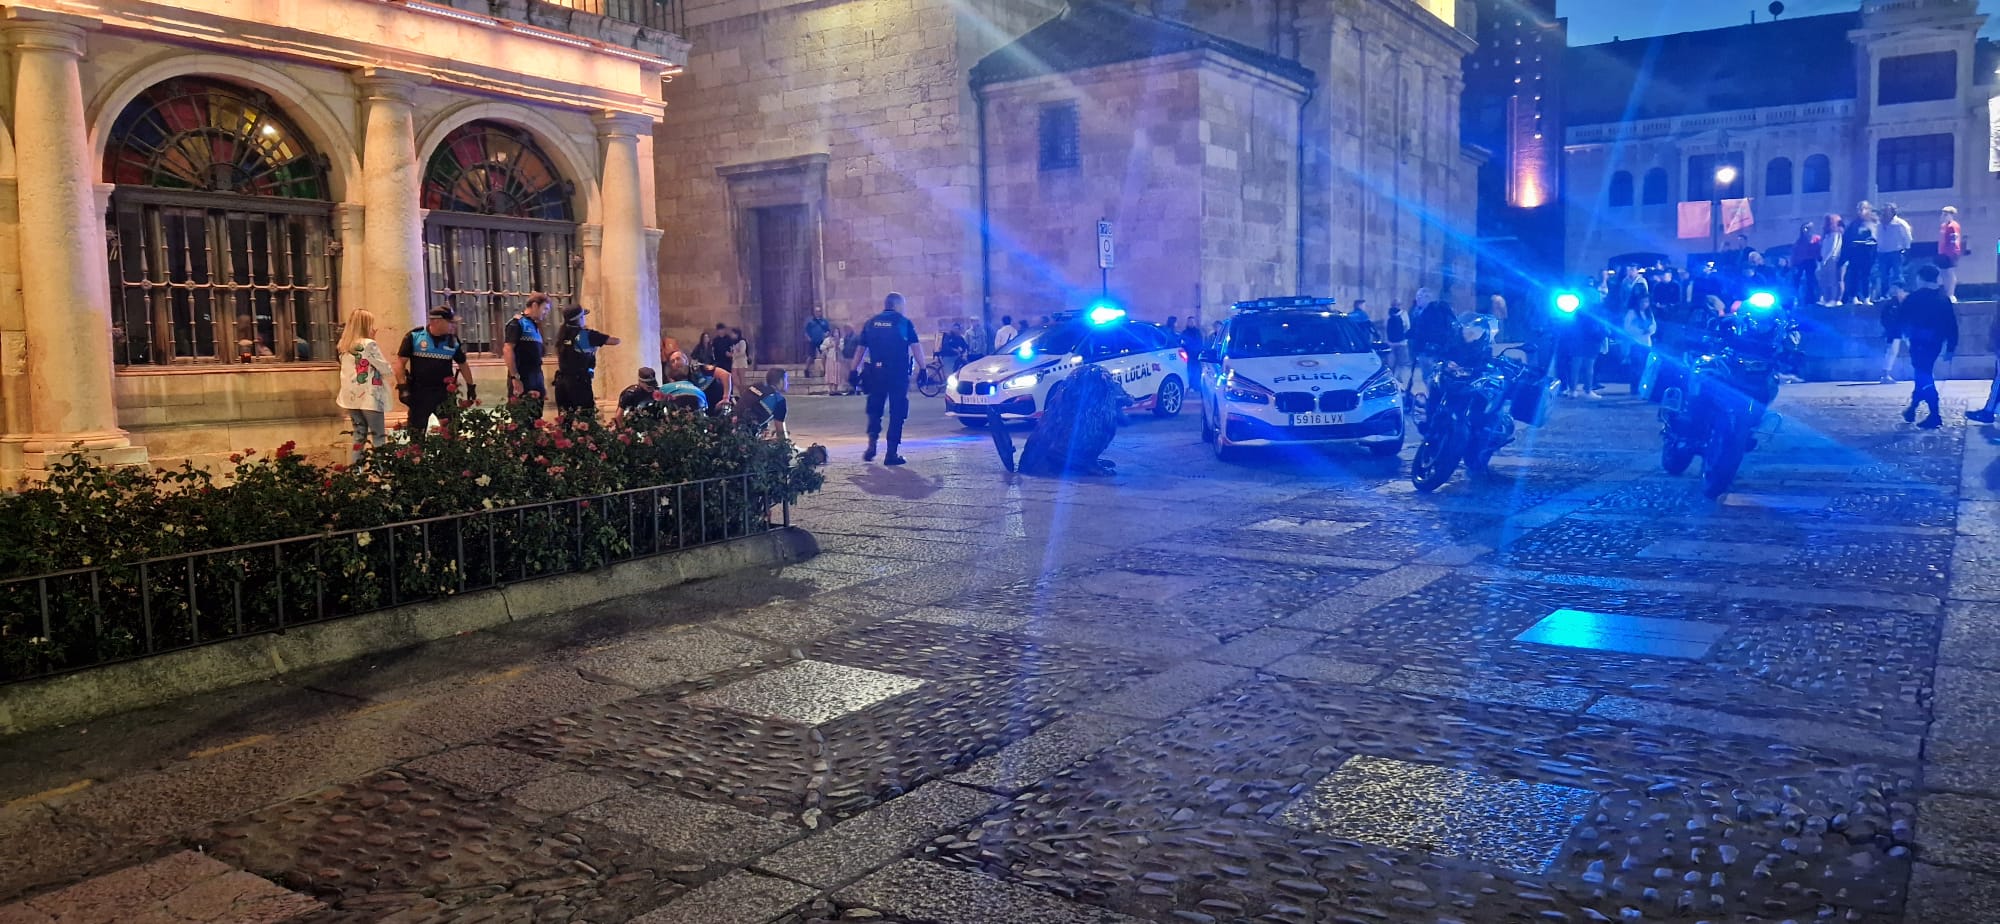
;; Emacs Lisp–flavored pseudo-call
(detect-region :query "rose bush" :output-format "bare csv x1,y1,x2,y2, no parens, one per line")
0,400,824,681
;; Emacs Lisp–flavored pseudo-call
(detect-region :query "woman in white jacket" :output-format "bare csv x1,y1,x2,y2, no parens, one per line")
336,309,392,463
1620,294,1658,395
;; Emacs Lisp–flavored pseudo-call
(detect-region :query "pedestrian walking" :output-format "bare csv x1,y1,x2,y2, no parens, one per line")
394,307,474,437
1878,283,1908,384
553,305,621,415
335,309,391,462
1817,214,1845,305
502,293,552,417
1620,292,1657,395
805,307,831,378
857,292,923,465
1899,264,1957,430
1180,320,1204,393
1938,206,1965,301
1967,308,2000,424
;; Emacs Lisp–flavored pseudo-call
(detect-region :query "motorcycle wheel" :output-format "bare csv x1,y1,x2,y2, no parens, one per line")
1661,435,1695,475
1410,427,1463,493
1701,418,1744,499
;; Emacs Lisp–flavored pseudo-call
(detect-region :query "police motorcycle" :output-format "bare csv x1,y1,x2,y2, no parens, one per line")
1410,317,1556,492
1657,290,1802,499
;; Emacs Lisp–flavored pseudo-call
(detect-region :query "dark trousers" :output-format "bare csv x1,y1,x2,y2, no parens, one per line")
1844,250,1876,302
404,388,448,436
553,373,593,413
1910,340,1943,417
516,369,546,419
865,368,910,447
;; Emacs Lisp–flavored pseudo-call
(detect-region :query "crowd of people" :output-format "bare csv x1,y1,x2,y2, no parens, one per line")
332,293,789,464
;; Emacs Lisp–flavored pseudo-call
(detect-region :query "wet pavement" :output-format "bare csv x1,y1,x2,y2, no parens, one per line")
0,381,1996,923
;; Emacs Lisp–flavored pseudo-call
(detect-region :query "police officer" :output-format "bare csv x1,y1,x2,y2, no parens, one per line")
395,306,474,437
553,305,621,415
502,293,551,417
857,292,923,465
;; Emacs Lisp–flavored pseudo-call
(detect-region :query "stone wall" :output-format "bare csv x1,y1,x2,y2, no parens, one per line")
1296,0,1478,316
657,0,1062,350
981,52,1302,331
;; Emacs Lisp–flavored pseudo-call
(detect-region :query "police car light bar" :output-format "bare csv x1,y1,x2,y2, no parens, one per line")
1233,295,1338,310
1086,302,1127,325
1554,292,1581,313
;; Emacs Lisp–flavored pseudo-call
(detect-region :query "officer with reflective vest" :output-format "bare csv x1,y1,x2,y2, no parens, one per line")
395,306,474,437
856,292,924,465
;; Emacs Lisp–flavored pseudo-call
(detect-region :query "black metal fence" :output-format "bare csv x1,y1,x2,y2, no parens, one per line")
0,473,789,686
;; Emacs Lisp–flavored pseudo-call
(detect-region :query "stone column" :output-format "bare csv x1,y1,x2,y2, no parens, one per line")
593,112,659,400
3,10,139,470
356,69,428,331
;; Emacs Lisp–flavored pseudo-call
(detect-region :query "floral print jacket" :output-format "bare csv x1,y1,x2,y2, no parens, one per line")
337,338,392,413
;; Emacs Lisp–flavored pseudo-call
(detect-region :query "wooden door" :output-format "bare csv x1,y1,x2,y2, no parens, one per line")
754,205,814,365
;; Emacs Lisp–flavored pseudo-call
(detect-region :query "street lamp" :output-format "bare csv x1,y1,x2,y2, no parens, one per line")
1711,165,1738,256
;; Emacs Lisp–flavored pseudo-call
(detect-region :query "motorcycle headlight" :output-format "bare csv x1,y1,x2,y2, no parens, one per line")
1002,373,1040,390
1360,369,1398,400
1222,372,1274,405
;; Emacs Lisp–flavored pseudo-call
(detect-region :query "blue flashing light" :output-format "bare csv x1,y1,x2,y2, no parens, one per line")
1015,345,1034,360
1746,291,1778,312
1554,292,1581,313
1086,302,1127,326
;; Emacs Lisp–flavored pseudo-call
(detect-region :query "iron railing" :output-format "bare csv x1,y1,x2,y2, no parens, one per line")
0,472,791,686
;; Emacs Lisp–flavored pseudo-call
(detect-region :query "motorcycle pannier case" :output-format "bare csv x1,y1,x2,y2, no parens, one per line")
1510,375,1559,427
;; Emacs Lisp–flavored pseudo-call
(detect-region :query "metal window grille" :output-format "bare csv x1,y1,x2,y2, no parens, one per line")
1038,102,1080,172
109,191,337,366
423,218,578,356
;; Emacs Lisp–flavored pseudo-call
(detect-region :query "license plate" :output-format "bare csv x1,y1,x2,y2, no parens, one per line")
1291,412,1344,426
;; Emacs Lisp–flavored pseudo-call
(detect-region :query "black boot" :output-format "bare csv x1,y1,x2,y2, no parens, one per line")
864,434,878,461
884,443,906,466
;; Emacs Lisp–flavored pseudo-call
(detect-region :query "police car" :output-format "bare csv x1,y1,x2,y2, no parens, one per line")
1198,296,1404,460
944,304,1188,427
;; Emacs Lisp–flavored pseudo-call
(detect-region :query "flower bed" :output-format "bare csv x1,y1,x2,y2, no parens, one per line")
0,401,825,682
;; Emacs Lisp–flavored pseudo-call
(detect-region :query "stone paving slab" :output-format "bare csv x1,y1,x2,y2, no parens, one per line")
630,870,816,924
1587,695,1922,760
575,788,797,864
0,851,321,924
1084,662,1255,721
403,744,561,797
756,781,1004,887
836,860,1148,924
947,714,1148,794
571,626,774,690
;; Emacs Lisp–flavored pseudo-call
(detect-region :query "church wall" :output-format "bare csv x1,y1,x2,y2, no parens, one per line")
657,0,1060,352
980,58,1207,325
1195,61,1304,320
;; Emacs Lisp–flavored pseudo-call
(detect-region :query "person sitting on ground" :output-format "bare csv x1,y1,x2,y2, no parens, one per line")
665,352,726,410
618,367,671,416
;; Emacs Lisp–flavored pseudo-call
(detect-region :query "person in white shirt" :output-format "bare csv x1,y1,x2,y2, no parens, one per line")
1877,202,1914,296
991,314,1019,350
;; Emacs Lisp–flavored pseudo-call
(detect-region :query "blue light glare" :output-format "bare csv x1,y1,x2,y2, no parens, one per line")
1746,291,1778,311
1016,345,1034,360
1554,292,1581,313
1087,302,1127,325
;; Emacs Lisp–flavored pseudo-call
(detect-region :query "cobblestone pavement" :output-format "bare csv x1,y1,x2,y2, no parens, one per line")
0,383,1996,924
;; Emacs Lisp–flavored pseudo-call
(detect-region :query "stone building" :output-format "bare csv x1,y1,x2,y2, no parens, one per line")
0,0,682,480
1462,0,1565,314
656,0,1481,359
1563,0,1997,286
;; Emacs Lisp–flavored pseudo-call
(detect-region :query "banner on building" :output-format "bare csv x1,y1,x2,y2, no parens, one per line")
1989,96,2000,172
1721,198,1754,235
1677,201,1711,240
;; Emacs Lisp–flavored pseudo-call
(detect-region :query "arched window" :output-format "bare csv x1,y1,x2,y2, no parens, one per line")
1641,168,1669,205
421,122,579,354
104,77,336,366
1766,157,1794,196
1802,154,1831,194
1608,171,1634,207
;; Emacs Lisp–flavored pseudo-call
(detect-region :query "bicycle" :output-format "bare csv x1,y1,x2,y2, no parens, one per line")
915,357,947,398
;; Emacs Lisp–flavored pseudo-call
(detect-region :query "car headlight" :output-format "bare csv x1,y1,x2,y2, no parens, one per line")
945,373,959,391
1222,372,1274,405
1360,369,1398,400
1002,373,1040,390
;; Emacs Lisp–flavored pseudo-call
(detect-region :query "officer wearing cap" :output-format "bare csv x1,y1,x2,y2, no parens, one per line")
395,306,474,437
856,292,924,465
553,305,621,415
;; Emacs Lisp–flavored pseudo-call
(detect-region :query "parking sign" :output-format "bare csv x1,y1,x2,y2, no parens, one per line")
1097,219,1114,269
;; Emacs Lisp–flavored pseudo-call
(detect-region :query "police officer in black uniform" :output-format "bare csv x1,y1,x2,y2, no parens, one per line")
857,292,923,465
395,306,474,437
553,305,621,415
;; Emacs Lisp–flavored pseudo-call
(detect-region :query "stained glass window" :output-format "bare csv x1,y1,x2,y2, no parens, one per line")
421,122,575,221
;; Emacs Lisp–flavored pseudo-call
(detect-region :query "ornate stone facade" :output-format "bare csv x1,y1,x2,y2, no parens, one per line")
0,0,683,479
